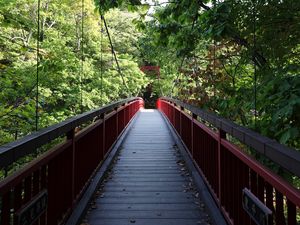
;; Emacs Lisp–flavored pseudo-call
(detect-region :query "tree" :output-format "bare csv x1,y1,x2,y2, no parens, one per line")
0,0,148,145
137,0,300,150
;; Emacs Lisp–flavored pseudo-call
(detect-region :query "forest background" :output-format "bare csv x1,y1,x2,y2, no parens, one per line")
0,0,299,173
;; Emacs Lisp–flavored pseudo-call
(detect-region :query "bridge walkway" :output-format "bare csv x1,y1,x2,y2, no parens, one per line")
85,109,212,225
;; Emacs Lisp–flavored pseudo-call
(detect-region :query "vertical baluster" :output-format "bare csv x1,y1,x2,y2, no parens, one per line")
179,106,184,136
67,129,75,210
208,137,213,188
202,131,206,178
257,175,265,203
214,140,218,194
275,190,286,225
188,115,192,152
122,107,125,132
167,103,170,121
167,102,170,119
241,164,251,225
47,158,59,225
218,130,225,202
265,183,274,225
250,170,258,195
236,159,244,225
231,154,238,223
117,108,121,135
23,175,32,203
116,108,119,137
220,144,225,206
32,170,40,225
105,116,109,154
172,103,175,126
191,114,197,158
177,109,180,133
13,183,22,225
39,166,47,225
32,170,40,196
63,147,72,216
101,113,106,157
1,191,11,225
114,107,118,142
287,199,296,225
223,148,229,213
229,152,235,220
126,104,129,124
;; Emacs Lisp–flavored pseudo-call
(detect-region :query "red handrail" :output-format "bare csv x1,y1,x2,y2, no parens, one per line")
158,98,300,225
0,98,144,225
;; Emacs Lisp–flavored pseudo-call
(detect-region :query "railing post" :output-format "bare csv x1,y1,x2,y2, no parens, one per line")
180,106,184,136
140,98,144,109
127,103,130,123
192,113,197,158
218,129,226,207
66,128,75,207
173,103,176,126
115,107,118,139
100,113,105,157
123,103,126,129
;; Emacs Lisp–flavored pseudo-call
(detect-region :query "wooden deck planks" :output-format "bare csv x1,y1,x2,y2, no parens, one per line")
86,109,211,225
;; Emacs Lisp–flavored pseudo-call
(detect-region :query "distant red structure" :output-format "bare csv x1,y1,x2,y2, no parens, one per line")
140,66,160,78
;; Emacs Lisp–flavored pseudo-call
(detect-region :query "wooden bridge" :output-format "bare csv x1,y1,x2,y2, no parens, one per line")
0,97,299,225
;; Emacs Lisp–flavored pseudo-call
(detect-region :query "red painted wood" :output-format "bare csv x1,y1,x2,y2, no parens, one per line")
23,175,32,203
32,170,40,225
157,99,300,225
236,159,244,225
215,130,226,200
1,191,10,225
0,99,142,225
118,108,125,135
221,138,300,206
265,183,274,225
257,175,265,202
250,170,258,195
174,108,180,134
39,166,47,225
47,152,60,224
13,183,22,225
232,153,238,223
275,190,286,225
242,164,251,225
32,170,40,195
287,199,296,225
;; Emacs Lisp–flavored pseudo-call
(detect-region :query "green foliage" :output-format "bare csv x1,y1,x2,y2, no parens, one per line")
1,0,300,190
0,0,148,145
95,0,149,14
138,0,300,151
259,76,300,147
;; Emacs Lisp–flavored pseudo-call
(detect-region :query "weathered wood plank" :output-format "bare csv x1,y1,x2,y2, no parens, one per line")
95,197,195,204
88,218,209,225
89,210,205,219
102,186,185,192
101,192,193,198
112,170,181,174
93,203,199,211
85,109,211,225
109,177,186,182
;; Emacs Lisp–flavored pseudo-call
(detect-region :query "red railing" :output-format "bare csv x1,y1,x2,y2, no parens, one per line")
0,97,144,225
157,97,300,225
